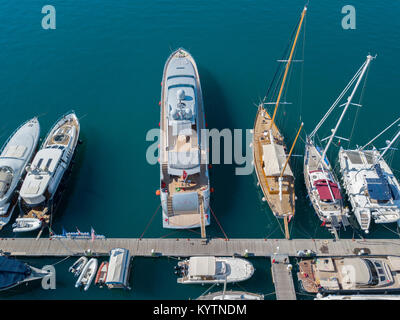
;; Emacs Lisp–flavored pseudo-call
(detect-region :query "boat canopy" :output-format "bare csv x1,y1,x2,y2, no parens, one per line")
262,144,293,177
105,248,130,288
314,180,342,201
172,192,199,214
0,256,30,290
188,257,216,277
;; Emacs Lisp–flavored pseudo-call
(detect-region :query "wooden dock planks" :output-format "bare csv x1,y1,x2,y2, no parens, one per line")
0,238,400,257
271,255,296,300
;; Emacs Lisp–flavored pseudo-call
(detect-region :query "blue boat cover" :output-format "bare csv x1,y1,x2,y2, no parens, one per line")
0,256,30,290
366,177,392,201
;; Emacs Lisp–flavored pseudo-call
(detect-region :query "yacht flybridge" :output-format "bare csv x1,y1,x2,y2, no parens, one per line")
304,55,374,233
0,118,40,229
253,6,306,239
14,112,80,233
339,119,400,233
159,48,210,236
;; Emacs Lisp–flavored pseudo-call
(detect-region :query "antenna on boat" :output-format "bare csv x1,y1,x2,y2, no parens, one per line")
318,55,374,166
269,5,307,130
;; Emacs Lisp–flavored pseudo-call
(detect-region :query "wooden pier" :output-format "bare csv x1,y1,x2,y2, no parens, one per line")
1,237,400,257
271,254,296,300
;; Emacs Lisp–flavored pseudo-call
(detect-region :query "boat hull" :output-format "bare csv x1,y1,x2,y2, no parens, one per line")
159,48,210,230
303,138,346,229
252,106,295,218
0,118,40,228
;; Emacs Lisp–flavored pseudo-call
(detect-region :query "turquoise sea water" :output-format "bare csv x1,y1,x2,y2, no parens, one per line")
0,0,400,299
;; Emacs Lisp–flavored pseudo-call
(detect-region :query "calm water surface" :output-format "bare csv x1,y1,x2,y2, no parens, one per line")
0,0,399,299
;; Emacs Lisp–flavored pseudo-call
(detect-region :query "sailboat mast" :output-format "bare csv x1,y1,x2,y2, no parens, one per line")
269,6,307,129
319,55,373,164
360,117,400,150
378,128,400,160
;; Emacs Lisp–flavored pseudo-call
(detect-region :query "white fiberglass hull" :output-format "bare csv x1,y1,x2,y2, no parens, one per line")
0,118,40,228
75,258,98,291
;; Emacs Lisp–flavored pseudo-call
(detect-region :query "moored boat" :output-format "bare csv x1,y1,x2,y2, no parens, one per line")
176,256,254,284
105,248,132,290
253,7,307,239
339,119,400,233
197,290,264,300
75,257,98,291
95,261,108,288
0,255,51,291
303,55,374,233
15,112,80,233
315,293,400,300
69,256,88,277
298,255,400,294
0,118,40,229
159,48,210,237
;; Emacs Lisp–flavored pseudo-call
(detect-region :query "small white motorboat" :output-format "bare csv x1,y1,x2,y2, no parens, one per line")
176,256,254,284
11,218,42,233
75,258,98,291
69,256,88,277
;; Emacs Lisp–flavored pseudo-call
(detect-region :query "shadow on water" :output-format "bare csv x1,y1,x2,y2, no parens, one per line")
198,67,239,237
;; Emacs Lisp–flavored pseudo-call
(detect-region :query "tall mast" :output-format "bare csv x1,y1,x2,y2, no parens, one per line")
378,128,400,161
319,55,374,164
269,6,307,130
309,62,366,139
360,117,400,150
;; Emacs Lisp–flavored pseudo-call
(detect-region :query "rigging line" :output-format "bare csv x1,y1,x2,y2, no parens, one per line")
52,255,71,266
159,230,181,239
139,203,161,239
347,62,370,149
209,206,228,240
197,283,218,298
273,214,286,238
309,61,366,138
265,224,281,239
262,12,302,104
381,224,400,238
299,11,306,123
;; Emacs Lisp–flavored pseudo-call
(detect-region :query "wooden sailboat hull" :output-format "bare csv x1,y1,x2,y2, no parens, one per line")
252,106,295,218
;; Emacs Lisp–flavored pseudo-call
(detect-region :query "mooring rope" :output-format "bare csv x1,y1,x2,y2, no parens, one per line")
52,255,71,266
139,204,161,239
209,206,228,240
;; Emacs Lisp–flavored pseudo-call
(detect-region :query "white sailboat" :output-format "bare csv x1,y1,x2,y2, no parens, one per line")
14,112,80,233
0,118,40,229
339,118,400,233
304,55,374,232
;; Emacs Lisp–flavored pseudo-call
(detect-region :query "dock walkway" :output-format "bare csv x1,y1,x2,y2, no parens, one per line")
0,238,399,257
271,254,296,300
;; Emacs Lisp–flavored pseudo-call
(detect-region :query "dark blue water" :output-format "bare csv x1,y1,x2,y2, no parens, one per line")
0,0,399,299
